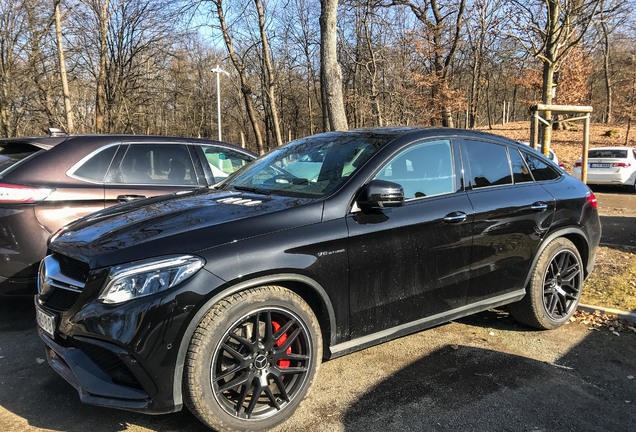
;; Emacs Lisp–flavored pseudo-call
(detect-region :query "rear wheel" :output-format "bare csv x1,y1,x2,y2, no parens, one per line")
509,238,583,329
184,286,321,431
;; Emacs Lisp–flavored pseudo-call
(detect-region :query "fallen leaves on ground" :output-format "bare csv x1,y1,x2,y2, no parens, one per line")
572,309,636,335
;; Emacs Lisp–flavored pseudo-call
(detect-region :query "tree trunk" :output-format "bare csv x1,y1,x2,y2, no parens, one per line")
320,0,348,131
214,0,264,154
95,0,108,133
54,0,74,133
255,0,283,146
602,21,613,124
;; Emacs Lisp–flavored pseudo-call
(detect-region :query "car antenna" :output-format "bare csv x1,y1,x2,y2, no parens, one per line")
46,127,68,137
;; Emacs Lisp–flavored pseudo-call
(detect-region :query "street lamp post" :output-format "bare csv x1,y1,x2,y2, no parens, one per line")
211,64,230,141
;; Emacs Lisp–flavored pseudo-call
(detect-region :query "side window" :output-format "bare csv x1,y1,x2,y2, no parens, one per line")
522,152,560,181
203,146,252,180
374,140,454,199
509,148,533,183
106,144,196,185
464,141,512,188
72,145,118,182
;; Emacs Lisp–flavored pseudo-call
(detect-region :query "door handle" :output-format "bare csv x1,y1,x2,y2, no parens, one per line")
117,195,146,203
531,202,548,212
443,211,467,223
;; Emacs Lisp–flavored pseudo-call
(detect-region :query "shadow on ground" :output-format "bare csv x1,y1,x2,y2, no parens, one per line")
342,311,636,431
599,215,636,247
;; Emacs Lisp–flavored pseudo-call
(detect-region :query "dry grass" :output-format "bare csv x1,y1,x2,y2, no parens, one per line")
581,246,636,312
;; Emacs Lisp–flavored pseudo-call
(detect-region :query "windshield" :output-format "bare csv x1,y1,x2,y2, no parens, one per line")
219,133,390,198
588,149,627,159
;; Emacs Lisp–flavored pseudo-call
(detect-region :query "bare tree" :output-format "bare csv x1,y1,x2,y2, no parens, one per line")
508,0,602,152
54,0,74,132
321,0,349,131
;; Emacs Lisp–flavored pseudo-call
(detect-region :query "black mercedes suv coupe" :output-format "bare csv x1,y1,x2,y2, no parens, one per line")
35,128,600,431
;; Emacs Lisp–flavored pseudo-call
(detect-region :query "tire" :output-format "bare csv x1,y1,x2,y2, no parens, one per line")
509,238,583,330
184,286,322,432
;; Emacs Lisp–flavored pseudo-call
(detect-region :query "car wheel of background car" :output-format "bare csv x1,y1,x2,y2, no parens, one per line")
184,286,322,432
508,238,583,330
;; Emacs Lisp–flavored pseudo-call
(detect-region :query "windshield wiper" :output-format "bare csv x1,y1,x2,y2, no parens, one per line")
232,185,271,195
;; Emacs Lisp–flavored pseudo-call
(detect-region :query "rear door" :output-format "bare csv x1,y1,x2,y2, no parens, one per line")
103,142,203,206
460,139,556,305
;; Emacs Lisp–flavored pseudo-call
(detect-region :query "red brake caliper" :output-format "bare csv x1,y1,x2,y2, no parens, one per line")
272,321,291,369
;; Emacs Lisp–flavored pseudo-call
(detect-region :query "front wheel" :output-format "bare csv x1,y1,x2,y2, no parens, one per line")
509,238,584,330
184,286,321,432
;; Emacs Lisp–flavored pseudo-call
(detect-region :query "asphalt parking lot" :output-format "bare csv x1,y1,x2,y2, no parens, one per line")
1,187,635,432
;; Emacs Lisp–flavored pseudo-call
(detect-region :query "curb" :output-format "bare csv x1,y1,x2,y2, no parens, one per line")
599,242,636,250
578,303,636,324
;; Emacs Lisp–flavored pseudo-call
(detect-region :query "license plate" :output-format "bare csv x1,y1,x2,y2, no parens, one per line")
36,305,56,338
590,163,610,168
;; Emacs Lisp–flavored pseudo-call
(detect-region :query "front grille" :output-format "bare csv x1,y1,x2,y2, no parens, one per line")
71,339,142,389
43,288,80,311
53,253,89,282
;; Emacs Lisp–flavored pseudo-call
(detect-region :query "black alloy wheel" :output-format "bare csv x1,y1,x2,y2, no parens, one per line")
185,286,321,431
541,249,582,320
508,237,583,330
212,307,313,420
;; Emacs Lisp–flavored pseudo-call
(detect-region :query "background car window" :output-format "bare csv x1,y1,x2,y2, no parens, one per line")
588,149,627,158
106,144,195,185
465,141,512,188
375,140,454,199
203,146,252,180
522,152,560,181
72,145,118,182
509,148,533,184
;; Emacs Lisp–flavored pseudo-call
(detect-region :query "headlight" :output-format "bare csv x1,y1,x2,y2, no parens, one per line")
98,255,205,304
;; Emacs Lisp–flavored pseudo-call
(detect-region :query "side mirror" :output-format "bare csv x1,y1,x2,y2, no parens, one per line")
357,179,404,210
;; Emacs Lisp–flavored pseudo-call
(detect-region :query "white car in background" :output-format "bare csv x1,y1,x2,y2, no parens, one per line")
572,147,636,192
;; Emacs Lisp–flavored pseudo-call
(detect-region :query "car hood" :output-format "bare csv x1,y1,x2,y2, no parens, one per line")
49,188,322,269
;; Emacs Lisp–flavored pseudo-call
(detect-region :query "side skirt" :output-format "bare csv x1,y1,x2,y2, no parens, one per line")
328,289,525,359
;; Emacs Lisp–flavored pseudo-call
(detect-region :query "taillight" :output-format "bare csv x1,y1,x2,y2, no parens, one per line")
612,162,631,168
586,191,597,209
0,183,52,203
574,161,582,167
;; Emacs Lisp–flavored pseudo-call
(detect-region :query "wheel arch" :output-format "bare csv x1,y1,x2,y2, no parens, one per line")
171,273,337,409
523,227,591,289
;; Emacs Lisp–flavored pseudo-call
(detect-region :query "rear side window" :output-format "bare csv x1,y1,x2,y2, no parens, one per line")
0,142,43,175
106,144,196,185
522,152,560,181
464,141,512,188
589,149,627,158
72,145,118,182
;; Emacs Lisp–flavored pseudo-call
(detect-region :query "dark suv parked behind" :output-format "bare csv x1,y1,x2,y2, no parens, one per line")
0,133,254,295
36,128,600,431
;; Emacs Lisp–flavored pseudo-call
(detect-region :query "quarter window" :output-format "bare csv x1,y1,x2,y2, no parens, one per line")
522,152,560,181
465,141,512,188
73,145,118,182
105,144,196,185
375,140,455,199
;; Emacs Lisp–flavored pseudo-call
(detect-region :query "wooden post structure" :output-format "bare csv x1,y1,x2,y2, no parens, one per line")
529,104,593,183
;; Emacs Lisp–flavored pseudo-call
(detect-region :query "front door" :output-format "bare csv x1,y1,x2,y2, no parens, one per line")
346,139,474,339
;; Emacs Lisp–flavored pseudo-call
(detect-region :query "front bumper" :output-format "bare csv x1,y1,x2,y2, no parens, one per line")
35,266,224,414
38,329,160,412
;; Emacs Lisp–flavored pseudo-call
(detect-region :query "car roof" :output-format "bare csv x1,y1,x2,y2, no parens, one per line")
0,134,256,155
